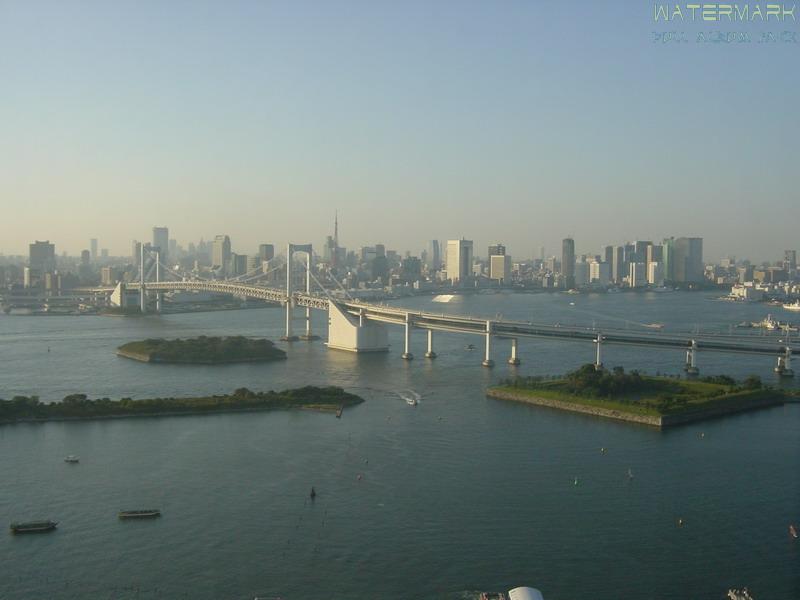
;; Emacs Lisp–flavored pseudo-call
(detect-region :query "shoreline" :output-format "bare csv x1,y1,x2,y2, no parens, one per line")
115,349,288,365
0,403,343,426
486,387,787,428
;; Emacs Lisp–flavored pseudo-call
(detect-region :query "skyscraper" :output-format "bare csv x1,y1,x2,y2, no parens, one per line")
671,237,703,283
427,240,441,271
488,243,506,258
90,238,98,261
29,240,56,282
259,244,275,262
611,246,624,284
446,239,473,284
784,250,797,271
212,235,232,271
152,227,169,261
561,238,575,289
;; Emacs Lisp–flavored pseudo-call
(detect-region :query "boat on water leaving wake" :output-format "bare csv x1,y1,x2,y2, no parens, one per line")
118,509,161,519
10,520,58,534
64,455,79,463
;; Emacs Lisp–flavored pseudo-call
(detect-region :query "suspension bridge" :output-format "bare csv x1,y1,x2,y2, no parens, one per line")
81,244,797,377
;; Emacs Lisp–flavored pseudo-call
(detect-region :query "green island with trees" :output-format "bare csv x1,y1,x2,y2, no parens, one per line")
487,364,789,427
0,386,363,424
116,336,287,364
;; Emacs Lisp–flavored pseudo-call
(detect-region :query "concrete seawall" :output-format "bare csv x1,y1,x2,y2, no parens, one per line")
486,388,786,428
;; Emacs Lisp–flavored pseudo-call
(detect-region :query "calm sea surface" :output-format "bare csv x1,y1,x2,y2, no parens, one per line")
1,291,798,600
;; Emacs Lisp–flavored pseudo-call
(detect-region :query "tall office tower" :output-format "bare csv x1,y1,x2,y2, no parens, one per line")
646,244,663,268
561,238,575,289
488,243,506,258
540,246,545,261
132,241,142,267
169,239,178,258
629,262,647,288
259,244,275,262
648,262,665,286
446,239,474,284
672,237,703,283
375,244,386,258
590,261,611,285
634,240,652,263
489,254,512,282
601,245,614,265
29,240,56,282
90,238,98,261
662,237,674,281
574,259,590,287
212,235,232,271
427,240,441,271
80,250,90,265
784,250,797,271
152,227,169,261
611,246,624,284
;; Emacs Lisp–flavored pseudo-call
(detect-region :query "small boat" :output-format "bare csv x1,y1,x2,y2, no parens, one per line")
10,520,58,534
64,455,80,463
406,397,417,406
790,524,798,539
118,509,161,519
335,405,343,418
310,487,316,500
783,300,800,312
465,344,475,351
643,323,664,330
627,469,634,480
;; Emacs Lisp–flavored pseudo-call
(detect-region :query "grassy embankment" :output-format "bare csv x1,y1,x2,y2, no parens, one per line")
489,364,787,425
116,336,286,364
0,386,362,424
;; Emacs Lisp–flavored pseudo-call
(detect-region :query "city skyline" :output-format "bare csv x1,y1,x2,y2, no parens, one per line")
1,3,798,260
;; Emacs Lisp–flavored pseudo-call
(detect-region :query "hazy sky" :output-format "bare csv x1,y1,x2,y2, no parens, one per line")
1,1,798,261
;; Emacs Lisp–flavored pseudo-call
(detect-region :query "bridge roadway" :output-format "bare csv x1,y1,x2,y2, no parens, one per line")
75,280,798,359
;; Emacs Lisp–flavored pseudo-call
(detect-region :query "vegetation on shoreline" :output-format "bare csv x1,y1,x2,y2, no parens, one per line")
493,364,783,417
0,386,362,423
117,336,287,364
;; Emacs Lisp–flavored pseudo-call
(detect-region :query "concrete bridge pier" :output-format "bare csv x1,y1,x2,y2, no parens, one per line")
154,251,162,313
482,320,494,368
401,315,414,360
775,347,794,377
684,340,699,375
594,334,604,370
281,299,299,341
507,338,520,365
139,244,147,314
424,330,437,359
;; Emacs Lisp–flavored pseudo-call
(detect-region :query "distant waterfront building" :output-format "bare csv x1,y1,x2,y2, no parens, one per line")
152,227,169,260
629,262,647,288
80,250,90,265
446,239,473,284
784,250,797,271
212,235,232,271
646,244,663,269
489,254,512,283
611,246,624,284
590,261,610,285
28,240,56,283
561,238,575,289
488,243,506,258
573,259,590,287
647,261,664,286
601,245,614,266
132,241,142,267
101,266,118,286
258,244,275,262
672,237,703,283
427,240,441,271
90,238,98,261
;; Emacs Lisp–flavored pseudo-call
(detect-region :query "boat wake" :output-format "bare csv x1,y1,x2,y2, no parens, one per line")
397,389,422,406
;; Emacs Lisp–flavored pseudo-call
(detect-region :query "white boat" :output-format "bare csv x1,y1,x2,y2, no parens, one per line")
432,294,455,303
652,286,674,293
64,455,79,463
406,397,417,406
783,300,800,311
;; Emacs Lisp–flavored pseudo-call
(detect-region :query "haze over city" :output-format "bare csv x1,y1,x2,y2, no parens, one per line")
1,2,798,261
